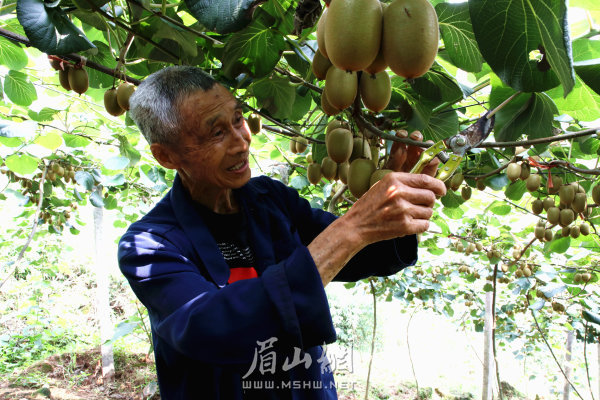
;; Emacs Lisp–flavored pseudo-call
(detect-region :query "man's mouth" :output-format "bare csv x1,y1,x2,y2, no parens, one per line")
227,160,247,171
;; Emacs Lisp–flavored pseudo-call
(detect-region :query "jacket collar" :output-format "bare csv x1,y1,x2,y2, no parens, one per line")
169,174,269,287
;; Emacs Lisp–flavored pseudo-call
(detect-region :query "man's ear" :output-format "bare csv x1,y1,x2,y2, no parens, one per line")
150,143,179,170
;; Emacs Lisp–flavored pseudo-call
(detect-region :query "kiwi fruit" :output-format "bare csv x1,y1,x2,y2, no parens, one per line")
369,169,392,187
547,175,563,194
580,223,590,236
364,45,388,75
326,119,348,136
307,162,322,185
325,0,382,71
561,226,571,237
526,174,541,192
544,229,553,242
570,225,580,238
542,197,555,211
326,128,353,163
534,226,545,240
290,138,298,154
68,67,89,95
104,88,125,116
348,158,376,198
321,87,341,116
316,8,328,58
519,163,530,180
593,185,600,205
338,161,350,184
295,137,308,153
547,207,560,225
382,0,438,78
461,186,472,201
320,157,337,181
359,71,391,113
559,208,575,227
559,184,575,206
571,192,587,213
476,179,486,191
311,50,332,80
506,162,521,182
116,81,135,111
325,67,358,110
531,199,543,215
450,172,463,191
350,137,371,162
247,113,262,134
59,69,71,91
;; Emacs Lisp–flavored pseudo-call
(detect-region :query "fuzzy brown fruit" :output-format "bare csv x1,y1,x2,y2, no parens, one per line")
526,174,541,192
321,157,338,181
359,71,391,113
59,69,71,91
369,169,392,187
104,88,125,117
325,0,382,71
382,0,439,79
316,8,328,58
247,113,262,134
321,87,341,116
116,82,135,111
311,50,332,81
338,161,350,184
348,158,376,198
295,137,308,154
326,128,353,164
325,67,358,111
68,68,89,95
506,163,521,182
531,199,543,215
593,185,600,206
307,162,322,185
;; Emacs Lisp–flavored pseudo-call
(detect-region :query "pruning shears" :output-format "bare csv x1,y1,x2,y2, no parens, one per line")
410,112,495,182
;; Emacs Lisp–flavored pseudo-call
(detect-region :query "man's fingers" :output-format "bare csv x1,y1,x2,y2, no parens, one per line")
387,130,408,171
392,172,447,197
404,131,424,172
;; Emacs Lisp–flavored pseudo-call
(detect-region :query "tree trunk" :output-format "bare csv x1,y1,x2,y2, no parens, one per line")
562,330,574,400
482,291,494,400
94,205,115,382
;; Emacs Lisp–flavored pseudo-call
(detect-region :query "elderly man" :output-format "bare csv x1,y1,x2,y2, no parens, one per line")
118,65,446,399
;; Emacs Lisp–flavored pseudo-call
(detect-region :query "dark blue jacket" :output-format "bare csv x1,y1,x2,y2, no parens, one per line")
118,174,417,399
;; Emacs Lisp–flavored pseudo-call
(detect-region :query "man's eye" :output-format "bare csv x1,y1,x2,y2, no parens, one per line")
213,130,224,137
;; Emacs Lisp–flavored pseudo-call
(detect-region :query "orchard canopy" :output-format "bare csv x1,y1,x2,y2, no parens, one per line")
1,0,600,363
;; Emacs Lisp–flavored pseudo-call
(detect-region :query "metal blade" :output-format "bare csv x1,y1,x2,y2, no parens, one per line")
444,112,495,156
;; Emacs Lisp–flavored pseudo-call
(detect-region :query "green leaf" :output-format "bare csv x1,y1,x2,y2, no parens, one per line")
75,171,94,191
436,2,482,72
490,81,558,142
185,0,254,34
411,67,464,104
289,175,309,190
102,174,126,186
222,18,285,78
28,107,60,122
117,135,140,167
469,0,574,96
3,70,37,106
422,109,459,142
16,0,96,54
574,61,600,96
529,300,545,311
90,191,104,207
152,21,198,58
489,203,512,216
572,38,600,62
582,310,600,326
547,76,600,121
544,236,571,254
104,156,130,171
87,41,116,89
0,37,28,71
34,131,63,150
504,180,527,201
63,133,91,148
5,153,39,174
250,75,296,119
441,190,465,208
312,133,327,165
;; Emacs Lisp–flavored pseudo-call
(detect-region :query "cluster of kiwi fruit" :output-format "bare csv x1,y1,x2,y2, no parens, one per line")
1,163,79,229
305,119,390,199
313,0,438,115
104,81,136,117
49,56,89,95
506,159,598,241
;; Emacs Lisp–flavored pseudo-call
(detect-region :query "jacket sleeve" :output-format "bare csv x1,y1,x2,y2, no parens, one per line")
118,224,336,366
265,177,419,282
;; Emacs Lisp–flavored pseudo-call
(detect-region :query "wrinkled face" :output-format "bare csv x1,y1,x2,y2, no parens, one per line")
168,85,252,192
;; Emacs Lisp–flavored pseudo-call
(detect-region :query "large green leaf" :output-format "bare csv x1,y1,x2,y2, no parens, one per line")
250,75,296,120
152,21,198,58
222,18,285,79
411,66,465,104
185,0,254,34
5,153,39,175
547,76,600,121
469,0,574,96
0,37,28,71
422,110,459,142
574,60,600,96
87,41,117,89
436,2,482,73
16,0,96,54
490,77,558,142
3,70,37,106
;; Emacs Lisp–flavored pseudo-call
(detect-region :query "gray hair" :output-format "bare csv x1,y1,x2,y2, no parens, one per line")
128,66,218,145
